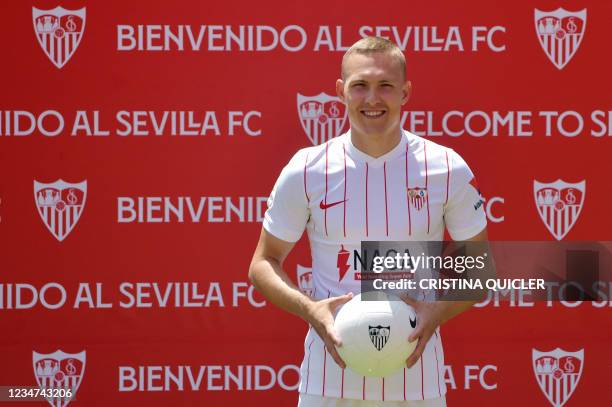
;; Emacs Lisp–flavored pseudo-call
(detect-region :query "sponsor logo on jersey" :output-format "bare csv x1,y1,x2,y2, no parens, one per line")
533,179,585,241
297,93,347,145
319,199,347,210
34,180,87,242
336,245,350,281
296,265,313,297
469,177,485,210
532,348,583,407
32,7,86,69
368,325,390,351
33,350,86,407
407,187,427,210
534,8,586,70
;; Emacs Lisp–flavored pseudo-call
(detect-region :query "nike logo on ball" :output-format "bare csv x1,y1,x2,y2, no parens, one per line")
409,316,417,328
319,199,346,210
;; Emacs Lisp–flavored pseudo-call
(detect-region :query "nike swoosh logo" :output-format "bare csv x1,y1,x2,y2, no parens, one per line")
409,316,417,329
319,199,347,210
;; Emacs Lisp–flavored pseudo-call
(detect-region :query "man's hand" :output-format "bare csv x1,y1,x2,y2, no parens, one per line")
305,293,354,369
403,296,444,368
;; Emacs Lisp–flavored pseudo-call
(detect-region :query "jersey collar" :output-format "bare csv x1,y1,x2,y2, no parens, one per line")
344,129,412,167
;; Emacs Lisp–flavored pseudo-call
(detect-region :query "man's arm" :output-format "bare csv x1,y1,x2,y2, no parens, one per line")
248,228,353,368
404,227,488,368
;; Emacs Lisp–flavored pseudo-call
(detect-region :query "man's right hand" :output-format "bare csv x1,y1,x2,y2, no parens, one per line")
304,292,353,369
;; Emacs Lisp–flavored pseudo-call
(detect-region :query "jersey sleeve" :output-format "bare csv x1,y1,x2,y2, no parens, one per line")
443,149,488,241
263,149,310,243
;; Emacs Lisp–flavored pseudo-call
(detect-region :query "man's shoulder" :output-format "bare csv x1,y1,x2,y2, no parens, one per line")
285,133,347,169
405,130,458,162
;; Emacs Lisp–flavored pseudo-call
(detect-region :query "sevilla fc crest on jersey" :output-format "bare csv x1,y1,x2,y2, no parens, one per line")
534,8,587,70
297,93,347,145
534,179,585,241
32,7,86,69
33,350,86,407
532,348,584,407
369,325,390,351
297,264,314,297
34,180,87,242
407,187,428,211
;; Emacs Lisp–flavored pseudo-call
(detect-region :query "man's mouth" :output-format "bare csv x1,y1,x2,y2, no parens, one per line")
360,110,386,118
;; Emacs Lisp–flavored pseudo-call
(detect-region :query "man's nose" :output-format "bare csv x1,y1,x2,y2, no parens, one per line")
364,88,380,105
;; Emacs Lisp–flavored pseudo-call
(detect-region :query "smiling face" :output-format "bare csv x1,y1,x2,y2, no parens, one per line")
336,51,411,142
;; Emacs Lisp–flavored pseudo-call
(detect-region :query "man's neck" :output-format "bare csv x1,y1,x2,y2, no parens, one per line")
350,127,403,159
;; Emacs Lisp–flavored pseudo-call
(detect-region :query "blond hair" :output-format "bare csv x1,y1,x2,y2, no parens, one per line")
341,37,406,80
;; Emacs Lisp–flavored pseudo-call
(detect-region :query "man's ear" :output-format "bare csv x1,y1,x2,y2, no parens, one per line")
336,79,346,103
402,80,412,105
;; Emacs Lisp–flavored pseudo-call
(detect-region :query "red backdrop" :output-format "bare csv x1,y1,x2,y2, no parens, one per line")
1,1,611,406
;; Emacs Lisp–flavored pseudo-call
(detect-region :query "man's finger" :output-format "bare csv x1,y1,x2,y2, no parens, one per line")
408,324,423,343
325,343,346,369
326,326,343,347
328,292,354,309
405,337,426,368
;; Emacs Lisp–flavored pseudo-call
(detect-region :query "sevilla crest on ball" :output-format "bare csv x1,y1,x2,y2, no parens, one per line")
296,264,314,297
534,8,587,70
297,93,347,145
32,6,86,69
533,179,585,241
33,350,86,407
532,348,584,407
34,180,87,242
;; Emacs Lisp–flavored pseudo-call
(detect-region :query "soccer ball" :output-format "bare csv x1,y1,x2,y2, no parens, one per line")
334,292,417,377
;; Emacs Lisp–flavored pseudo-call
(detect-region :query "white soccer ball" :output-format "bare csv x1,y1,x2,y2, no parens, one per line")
334,292,417,377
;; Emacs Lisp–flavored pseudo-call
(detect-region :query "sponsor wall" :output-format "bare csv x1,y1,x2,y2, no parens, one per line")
1,1,610,406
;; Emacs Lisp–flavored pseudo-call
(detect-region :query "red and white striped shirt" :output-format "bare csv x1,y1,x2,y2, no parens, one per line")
264,130,487,401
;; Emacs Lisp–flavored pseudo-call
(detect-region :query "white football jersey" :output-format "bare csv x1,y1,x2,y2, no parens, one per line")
263,130,487,401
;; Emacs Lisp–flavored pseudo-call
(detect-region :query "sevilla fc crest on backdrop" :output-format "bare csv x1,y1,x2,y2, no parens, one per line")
534,8,586,70
296,265,313,297
297,93,347,145
533,179,585,241
532,348,584,407
34,180,87,242
33,350,86,407
32,7,86,69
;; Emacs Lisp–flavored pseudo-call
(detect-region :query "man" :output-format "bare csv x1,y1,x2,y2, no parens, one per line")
249,37,488,406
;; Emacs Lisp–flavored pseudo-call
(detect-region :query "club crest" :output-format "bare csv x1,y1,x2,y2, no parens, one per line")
297,93,347,145
534,8,587,70
368,325,390,351
32,6,86,69
534,179,585,240
34,180,87,242
297,264,313,297
532,348,584,407
407,187,428,211
33,350,86,407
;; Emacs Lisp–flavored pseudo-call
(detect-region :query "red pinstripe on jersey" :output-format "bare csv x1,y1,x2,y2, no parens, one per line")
405,144,412,235
434,330,441,397
424,141,431,234
322,290,331,397
403,368,407,400
421,356,425,400
305,328,315,393
324,143,329,236
362,376,366,400
382,377,385,401
383,161,389,236
343,144,347,238
444,150,450,205
304,151,310,204
365,163,369,237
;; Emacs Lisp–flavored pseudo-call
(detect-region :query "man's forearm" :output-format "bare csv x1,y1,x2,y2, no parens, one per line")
249,257,314,322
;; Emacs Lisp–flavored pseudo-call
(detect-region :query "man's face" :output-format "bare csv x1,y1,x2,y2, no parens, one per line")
336,52,410,139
